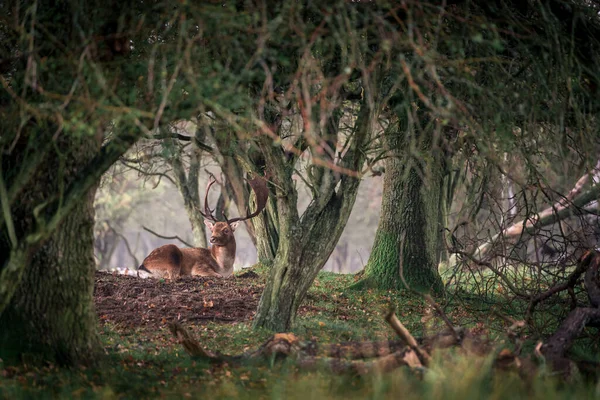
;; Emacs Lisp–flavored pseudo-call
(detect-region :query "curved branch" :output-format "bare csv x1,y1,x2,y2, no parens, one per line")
106,222,139,267
142,226,194,248
119,160,176,185
153,132,213,153
468,180,600,262
526,250,597,320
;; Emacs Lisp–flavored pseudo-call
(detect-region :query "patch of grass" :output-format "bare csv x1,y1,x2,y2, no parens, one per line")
1,269,599,399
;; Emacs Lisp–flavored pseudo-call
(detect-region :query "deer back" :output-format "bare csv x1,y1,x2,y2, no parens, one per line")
140,244,183,278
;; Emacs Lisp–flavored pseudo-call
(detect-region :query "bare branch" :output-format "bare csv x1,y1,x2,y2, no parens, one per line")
142,226,194,248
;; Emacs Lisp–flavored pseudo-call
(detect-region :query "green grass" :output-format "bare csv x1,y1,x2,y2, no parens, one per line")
1,268,599,399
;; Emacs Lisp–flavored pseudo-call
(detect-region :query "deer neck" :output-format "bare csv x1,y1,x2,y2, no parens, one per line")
210,239,236,276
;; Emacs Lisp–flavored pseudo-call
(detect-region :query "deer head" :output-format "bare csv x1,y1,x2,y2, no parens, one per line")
204,220,238,246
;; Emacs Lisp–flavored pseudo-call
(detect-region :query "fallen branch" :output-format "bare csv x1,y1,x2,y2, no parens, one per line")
541,307,600,376
537,250,600,377
385,310,431,366
584,251,600,307
423,294,461,342
459,160,600,263
297,349,420,375
525,250,598,321
168,322,420,374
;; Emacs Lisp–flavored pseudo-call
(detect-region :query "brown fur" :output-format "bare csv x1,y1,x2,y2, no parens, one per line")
140,221,239,279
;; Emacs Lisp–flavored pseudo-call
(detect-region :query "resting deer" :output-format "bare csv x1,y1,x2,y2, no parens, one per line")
138,175,268,279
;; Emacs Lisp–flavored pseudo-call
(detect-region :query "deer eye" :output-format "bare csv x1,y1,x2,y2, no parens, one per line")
223,229,229,234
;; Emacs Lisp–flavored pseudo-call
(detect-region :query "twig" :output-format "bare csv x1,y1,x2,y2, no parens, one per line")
423,294,460,341
142,226,194,248
119,159,176,186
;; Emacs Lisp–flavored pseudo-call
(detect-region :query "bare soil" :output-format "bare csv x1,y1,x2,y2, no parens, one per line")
94,270,264,329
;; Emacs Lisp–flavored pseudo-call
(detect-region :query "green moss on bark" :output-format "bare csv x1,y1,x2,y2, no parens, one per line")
362,121,445,295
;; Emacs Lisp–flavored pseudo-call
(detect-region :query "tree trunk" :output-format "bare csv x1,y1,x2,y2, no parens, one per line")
170,138,208,249
253,191,359,330
363,124,445,294
0,191,100,365
253,100,373,331
0,136,101,366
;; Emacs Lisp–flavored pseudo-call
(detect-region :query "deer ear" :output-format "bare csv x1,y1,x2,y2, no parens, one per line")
230,222,240,231
204,220,214,230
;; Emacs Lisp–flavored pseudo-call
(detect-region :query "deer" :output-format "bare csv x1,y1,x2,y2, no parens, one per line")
138,174,268,279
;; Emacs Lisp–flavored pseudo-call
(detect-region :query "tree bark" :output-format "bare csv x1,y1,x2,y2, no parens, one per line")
0,135,102,365
168,133,208,249
253,100,373,331
362,122,445,294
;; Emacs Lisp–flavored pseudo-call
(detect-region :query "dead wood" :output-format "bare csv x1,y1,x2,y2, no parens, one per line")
584,251,600,307
316,341,407,359
169,322,421,374
169,322,304,366
166,251,600,381
423,294,461,342
297,349,420,374
526,249,599,321
541,307,600,376
385,310,430,366
538,250,600,378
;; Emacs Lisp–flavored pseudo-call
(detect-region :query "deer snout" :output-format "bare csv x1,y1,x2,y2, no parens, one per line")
210,235,223,244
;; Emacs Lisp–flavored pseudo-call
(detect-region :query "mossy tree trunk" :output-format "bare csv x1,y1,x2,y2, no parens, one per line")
0,2,147,365
0,134,103,365
253,100,375,331
363,117,445,294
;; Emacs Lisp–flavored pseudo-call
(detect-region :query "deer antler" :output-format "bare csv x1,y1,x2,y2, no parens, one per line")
200,175,219,222
226,175,269,224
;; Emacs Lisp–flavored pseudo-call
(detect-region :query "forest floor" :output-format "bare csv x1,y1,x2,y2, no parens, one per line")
94,270,264,328
1,267,599,399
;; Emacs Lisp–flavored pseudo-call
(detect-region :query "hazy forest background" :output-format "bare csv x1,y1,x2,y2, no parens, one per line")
94,143,384,274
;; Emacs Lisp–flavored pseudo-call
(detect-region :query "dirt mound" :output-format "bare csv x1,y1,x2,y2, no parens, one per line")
94,271,264,329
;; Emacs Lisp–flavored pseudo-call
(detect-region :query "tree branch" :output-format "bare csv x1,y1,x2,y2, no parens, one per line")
467,172,600,262
153,132,213,153
142,226,194,248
